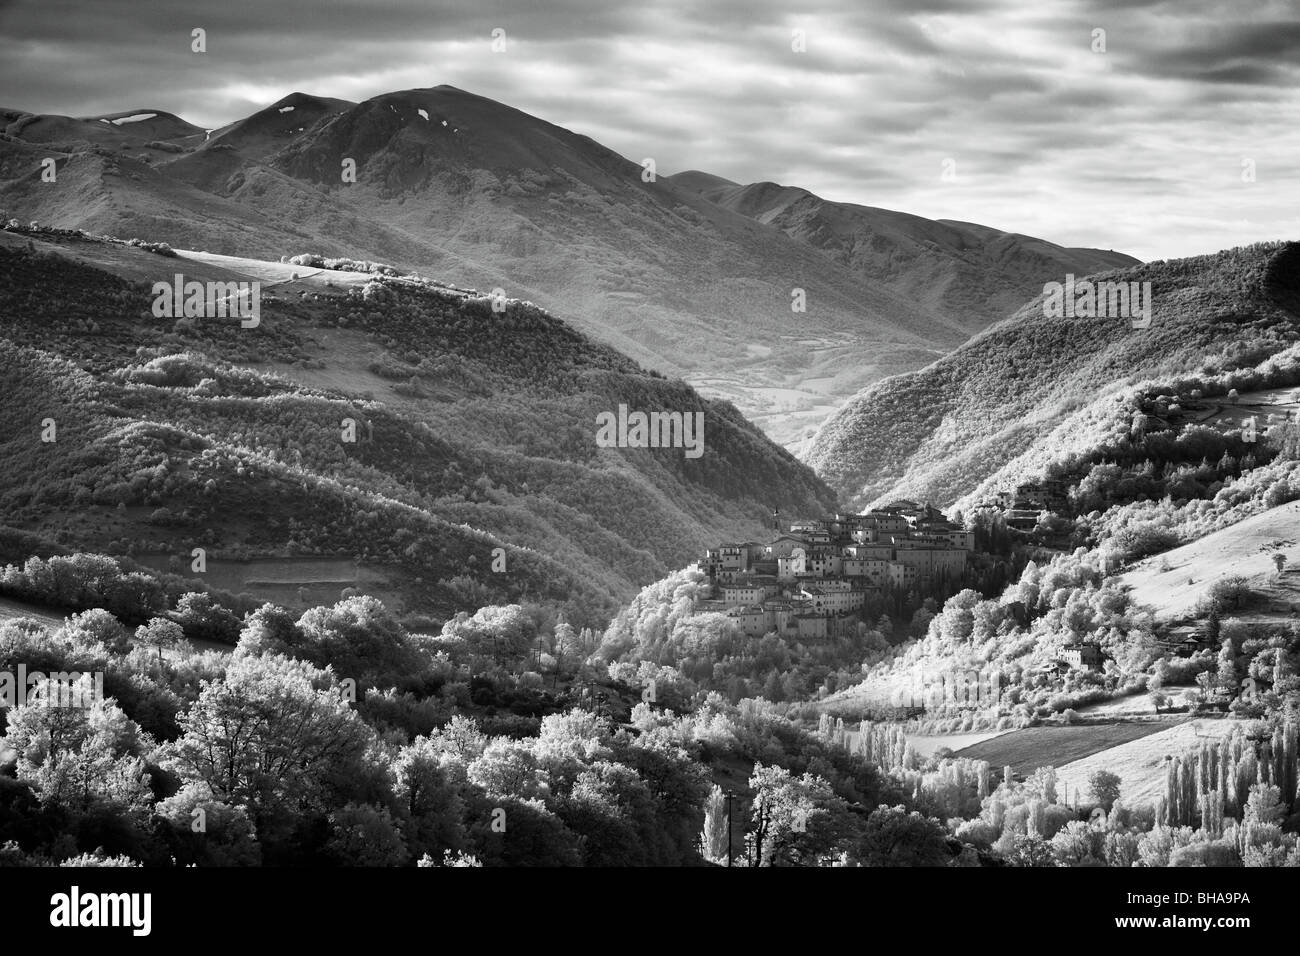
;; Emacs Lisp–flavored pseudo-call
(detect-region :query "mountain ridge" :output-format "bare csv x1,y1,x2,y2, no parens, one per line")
805,240,1300,512
668,172,1140,340
2,86,1135,452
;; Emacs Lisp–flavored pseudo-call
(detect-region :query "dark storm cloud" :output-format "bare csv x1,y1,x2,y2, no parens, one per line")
1109,20,1300,86
0,0,1295,259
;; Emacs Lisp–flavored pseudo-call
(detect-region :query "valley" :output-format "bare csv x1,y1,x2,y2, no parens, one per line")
1,89,1298,874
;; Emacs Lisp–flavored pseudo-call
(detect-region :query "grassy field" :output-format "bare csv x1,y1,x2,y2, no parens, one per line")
1189,387,1300,433
0,596,66,626
1053,717,1239,809
953,719,1178,778
1119,499,1300,621
174,249,375,291
1075,689,1189,718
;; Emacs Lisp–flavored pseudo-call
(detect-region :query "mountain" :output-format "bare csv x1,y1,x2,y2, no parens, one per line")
0,224,838,628
204,92,359,161
1,107,206,152
805,241,1300,511
668,172,1138,339
1,86,1133,451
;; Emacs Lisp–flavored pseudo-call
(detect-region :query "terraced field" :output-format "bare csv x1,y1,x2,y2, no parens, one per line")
953,719,1179,778
1053,717,1239,808
131,554,404,611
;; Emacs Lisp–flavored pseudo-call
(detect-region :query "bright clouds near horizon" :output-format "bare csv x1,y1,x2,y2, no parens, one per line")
2,0,1298,259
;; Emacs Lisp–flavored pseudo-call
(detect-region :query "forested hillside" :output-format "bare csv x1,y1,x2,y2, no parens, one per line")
0,225,836,627
807,242,1300,510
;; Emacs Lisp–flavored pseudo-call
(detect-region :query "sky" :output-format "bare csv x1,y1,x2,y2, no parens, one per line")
2,0,1297,260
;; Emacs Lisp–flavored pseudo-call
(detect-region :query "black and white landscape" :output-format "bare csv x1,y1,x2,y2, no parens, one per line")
0,0,1299,885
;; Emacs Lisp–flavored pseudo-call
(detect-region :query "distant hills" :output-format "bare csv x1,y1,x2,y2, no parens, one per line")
0,226,837,627
1,87,1133,451
668,172,1137,341
806,241,1300,511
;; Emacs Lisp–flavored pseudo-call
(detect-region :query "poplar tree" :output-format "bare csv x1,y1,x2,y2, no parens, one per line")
699,785,729,865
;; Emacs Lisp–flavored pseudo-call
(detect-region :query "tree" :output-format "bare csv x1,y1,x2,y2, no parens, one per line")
325,804,409,866
155,782,261,866
427,715,489,759
170,592,241,644
134,617,183,662
553,761,657,866
1008,833,1058,867
392,737,469,860
1205,576,1252,612
761,670,784,702
1088,770,1122,812
551,620,578,683
700,785,729,865
1275,553,1288,576
747,764,850,867
1148,663,1168,713
467,739,548,801
295,595,421,687
439,604,536,666
1244,783,1285,826
103,571,167,621
852,804,950,867
236,603,306,658
162,654,376,831
62,608,129,653
1,678,152,817
1024,767,1058,804
465,795,583,867
1050,820,1102,866
615,729,711,865
1216,638,1239,696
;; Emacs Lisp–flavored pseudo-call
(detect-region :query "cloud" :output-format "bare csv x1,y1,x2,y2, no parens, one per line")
0,0,1296,259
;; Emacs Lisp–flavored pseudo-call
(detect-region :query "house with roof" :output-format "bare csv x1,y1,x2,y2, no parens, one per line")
764,534,812,560
793,613,828,641
843,556,888,585
887,562,919,588
862,511,910,534
1059,642,1104,671
727,605,770,637
721,578,781,606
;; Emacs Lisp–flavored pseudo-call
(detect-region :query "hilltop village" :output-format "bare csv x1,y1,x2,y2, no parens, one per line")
700,501,975,642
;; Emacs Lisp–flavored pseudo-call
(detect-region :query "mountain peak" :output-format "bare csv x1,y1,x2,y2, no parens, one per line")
268,91,357,111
